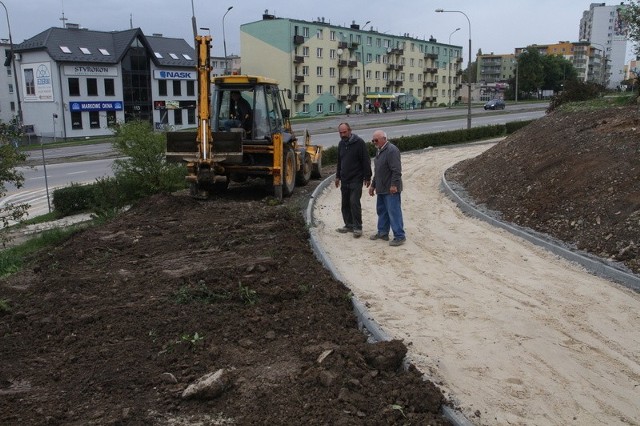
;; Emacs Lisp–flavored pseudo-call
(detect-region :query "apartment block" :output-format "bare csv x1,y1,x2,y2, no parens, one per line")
580,2,629,88
240,13,463,117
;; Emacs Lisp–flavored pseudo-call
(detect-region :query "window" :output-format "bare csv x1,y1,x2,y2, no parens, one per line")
302,46,309,57
375,71,380,80
316,66,323,77
329,67,336,78
173,109,183,125
8,83,13,93
60,46,72,54
187,107,195,124
71,111,82,129
302,66,309,76
316,85,323,94
169,53,179,59
89,111,100,128
159,80,167,96
99,48,111,56
182,54,192,60
10,101,14,112
106,111,117,127
87,78,98,96
68,77,80,96
329,103,335,113
186,80,195,96
302,103,309,113
330,49,336,59
173,80,181,96
104,79,115,96
316,47,323,58
303,27,309,37
367,36,372,46
80,47,91,55
329,85,335,95
330,31,336,41
303,85,309,94
409,73,414,82
316,103,323,113
367,53,372,63
154,52,163,59
316,29,323,39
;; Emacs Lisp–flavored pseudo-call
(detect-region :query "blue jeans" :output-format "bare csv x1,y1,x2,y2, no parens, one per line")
376,192,405,240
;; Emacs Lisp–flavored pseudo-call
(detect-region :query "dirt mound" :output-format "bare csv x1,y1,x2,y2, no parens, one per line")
0,184,448,425
447,105,640,274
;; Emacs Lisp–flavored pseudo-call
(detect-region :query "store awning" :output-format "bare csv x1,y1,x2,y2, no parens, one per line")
365,92,395,99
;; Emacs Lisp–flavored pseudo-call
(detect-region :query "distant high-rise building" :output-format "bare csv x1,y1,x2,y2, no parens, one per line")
579,2,629,88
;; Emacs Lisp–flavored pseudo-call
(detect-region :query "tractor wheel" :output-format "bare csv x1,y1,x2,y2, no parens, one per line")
282,147,296,196
296,152,312,186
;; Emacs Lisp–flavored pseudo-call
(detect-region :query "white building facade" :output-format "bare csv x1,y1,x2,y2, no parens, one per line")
580,2,630,89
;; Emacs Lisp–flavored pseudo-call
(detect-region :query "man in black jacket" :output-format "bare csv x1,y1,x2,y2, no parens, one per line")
335,122,372,238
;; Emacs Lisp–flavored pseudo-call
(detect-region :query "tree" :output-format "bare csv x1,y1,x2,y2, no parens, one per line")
515,48,545,99
620,0,640,55
0,120,28,247
542,55,578,92
110,120,186,199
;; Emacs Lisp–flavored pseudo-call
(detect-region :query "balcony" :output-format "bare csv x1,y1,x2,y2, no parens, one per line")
294,75,305,83
393,80,403,86
294,93,305,102
338,95,349,101
387,64,396,70
424,67,438,74
293,35,304,45
338,41,348,49
348,60,358,68
391,48,404,55
347,78,358,85
337,59,348,67
338,78,348,85
293,56,304,64
456,57,463,63
424,53,438,60
423,81,437,88
349,42,359,49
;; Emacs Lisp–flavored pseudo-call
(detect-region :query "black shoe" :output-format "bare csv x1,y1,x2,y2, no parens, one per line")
336,226,352,234
389,238,406,246
369,233,389,241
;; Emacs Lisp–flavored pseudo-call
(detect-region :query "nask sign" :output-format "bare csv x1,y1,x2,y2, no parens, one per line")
154,70,196,80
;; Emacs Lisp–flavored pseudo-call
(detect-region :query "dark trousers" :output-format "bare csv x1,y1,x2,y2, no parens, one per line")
340,182,364,231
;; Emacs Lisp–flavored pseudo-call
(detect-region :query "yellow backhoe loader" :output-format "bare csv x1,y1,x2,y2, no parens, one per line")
166,35,322,199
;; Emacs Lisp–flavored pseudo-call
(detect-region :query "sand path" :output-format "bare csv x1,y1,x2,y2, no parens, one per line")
311,143,640,426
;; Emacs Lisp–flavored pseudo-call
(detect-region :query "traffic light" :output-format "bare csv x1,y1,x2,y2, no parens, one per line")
4,50,12,67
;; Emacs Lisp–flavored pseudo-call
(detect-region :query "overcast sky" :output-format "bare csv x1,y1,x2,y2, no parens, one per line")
2,0,635,63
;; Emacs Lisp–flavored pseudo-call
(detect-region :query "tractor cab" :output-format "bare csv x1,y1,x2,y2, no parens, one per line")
213,77,292,143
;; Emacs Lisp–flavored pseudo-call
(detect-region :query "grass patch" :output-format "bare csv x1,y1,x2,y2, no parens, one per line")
0,226,81,278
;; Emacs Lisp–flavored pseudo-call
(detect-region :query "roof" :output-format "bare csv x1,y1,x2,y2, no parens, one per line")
15,27,195,68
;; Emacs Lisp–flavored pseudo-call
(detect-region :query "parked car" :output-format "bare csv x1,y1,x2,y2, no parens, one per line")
484,99,506,110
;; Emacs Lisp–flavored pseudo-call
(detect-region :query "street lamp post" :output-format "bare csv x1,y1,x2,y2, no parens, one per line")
448,27,460,108
360,20,371,113
0,1,23,128
436,9,471,129
223,6,233,75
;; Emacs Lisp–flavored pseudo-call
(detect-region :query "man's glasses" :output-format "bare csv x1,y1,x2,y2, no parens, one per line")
372,138,384,142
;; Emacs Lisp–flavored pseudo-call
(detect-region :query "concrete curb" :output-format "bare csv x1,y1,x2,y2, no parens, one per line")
440,173,640,293
305,174,472,426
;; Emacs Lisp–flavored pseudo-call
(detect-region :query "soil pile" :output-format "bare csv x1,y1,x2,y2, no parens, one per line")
447,105,640,275
0,182,448,425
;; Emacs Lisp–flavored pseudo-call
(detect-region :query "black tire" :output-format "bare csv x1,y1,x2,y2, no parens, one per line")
296,153,312,186
311,153,322,179
282,147,296,196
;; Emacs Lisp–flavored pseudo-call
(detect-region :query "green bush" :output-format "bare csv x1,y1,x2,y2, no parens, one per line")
53,183,95,216
322,122,533,167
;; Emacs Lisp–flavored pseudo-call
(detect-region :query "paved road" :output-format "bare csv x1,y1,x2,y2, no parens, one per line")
5,103,546,219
